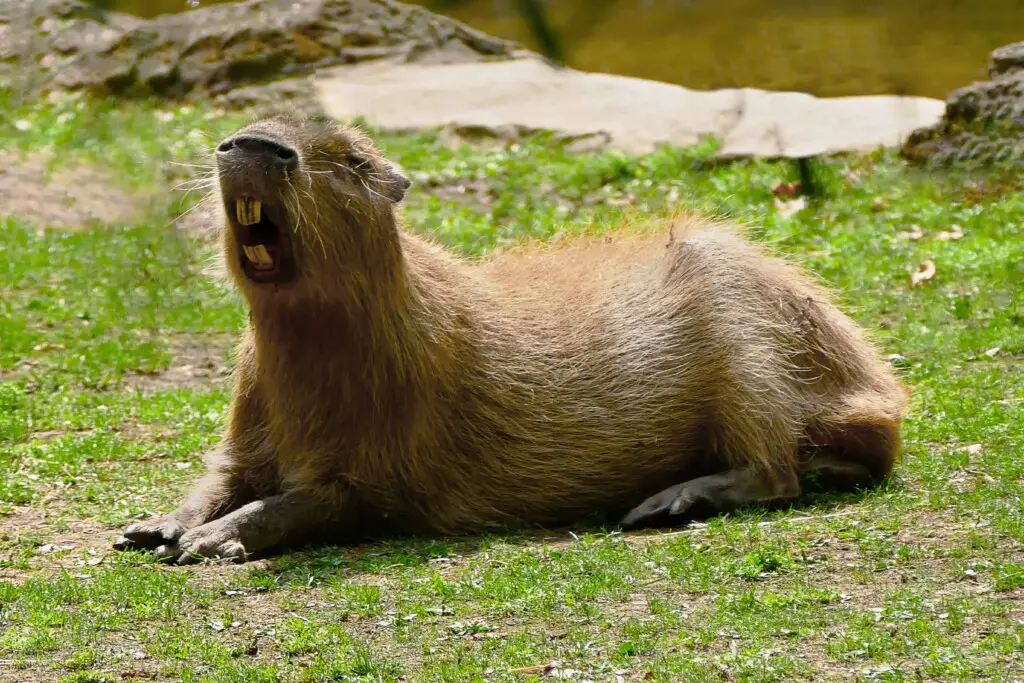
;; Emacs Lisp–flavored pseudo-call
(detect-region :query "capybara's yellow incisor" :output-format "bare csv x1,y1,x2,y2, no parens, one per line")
115,115,908,563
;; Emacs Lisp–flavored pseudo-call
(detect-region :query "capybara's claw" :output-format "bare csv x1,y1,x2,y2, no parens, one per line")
153,544,180,562
116,517,187,551
112,535,134,551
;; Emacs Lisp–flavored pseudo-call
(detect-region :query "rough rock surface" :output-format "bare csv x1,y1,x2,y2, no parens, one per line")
902,41,1024,166
0,0,524,108
315,56,945,159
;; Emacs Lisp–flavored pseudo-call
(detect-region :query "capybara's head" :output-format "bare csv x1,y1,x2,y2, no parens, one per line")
214,115,411,296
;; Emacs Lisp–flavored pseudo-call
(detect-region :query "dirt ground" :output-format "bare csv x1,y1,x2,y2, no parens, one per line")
0,152,159,230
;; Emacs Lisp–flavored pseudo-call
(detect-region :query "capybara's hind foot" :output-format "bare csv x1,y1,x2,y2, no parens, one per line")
798,453,878,493
619,467,801,529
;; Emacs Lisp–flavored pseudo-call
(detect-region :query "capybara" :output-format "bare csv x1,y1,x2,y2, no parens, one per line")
114,115,908,563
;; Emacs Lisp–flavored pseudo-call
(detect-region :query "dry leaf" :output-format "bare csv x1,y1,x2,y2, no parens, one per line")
871,197,889,212
937,225,964,241
898,226,925,240
910,260,936,287
512,662,581,679
984,347,1001,358
772,181,801,196
512,665,549,675
774,196,806,218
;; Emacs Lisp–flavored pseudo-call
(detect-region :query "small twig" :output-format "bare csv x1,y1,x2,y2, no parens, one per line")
626,509,862,543
633,575,671,590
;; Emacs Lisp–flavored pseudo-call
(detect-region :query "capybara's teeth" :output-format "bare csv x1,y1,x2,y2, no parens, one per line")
252,245,272,266
243,244,273,268
236,197,261,226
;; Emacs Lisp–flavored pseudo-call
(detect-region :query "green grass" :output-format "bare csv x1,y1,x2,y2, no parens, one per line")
0,89,1021,682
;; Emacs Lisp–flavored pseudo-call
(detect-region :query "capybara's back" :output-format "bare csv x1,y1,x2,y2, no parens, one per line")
399,217,908,533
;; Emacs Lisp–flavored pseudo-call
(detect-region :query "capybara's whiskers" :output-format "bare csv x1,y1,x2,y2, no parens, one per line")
299,188,325,254
168,160,217,170
164,188,217,236
356,176,389,203
174,175,216,192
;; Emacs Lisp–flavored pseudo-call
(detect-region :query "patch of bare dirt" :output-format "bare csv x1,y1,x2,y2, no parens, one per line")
109,417,181,444
0,660,60,683
0,505,114,582
0,151,155,229
25,426,97,443
122,333,235,393
425,177,499,211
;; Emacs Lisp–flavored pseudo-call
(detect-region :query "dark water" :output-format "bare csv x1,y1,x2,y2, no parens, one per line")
104,0,1023,98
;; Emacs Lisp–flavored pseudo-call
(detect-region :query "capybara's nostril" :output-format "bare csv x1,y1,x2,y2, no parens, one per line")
231,136,299,171
216,138,235,154
272,145,298,164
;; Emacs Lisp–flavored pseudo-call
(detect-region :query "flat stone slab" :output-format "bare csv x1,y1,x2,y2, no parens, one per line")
315,56,945,158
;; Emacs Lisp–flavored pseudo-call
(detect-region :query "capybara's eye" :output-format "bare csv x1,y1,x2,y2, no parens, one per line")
344,153,368,171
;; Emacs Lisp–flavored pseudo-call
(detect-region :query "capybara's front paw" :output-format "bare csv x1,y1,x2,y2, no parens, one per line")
113,515,188,552
157,522,249,565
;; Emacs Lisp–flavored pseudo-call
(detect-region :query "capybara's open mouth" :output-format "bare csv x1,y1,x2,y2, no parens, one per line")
230,195,295,284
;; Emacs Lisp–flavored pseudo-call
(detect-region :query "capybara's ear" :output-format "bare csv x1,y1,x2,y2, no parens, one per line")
382,163,412,203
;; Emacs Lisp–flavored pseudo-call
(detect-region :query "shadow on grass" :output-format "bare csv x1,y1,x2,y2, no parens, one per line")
249,481,897,588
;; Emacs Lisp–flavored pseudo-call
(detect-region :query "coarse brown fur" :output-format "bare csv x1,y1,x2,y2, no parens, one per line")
115,115,909,563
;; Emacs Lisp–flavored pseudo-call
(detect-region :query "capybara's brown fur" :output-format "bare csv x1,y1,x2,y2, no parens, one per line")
115,115,908,563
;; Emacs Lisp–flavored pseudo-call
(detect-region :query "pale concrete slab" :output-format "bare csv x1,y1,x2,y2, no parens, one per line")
313,56,945,158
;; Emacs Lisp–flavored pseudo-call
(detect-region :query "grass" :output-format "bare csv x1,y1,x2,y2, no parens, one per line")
0,89,1021,682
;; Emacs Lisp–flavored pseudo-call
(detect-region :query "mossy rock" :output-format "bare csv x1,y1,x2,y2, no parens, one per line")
902,41,1024,167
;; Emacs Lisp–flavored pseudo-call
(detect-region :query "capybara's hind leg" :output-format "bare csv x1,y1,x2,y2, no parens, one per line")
619,467,801,529
803,406,902,491
798,454,874,492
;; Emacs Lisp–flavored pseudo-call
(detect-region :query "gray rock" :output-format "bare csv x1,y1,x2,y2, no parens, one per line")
315,56,945,159
902,41,1024,167
990,41,1024,78
0,0,525,104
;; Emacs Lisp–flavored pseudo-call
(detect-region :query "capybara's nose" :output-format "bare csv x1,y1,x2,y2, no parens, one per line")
217,135,299,172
